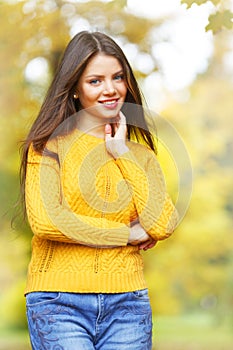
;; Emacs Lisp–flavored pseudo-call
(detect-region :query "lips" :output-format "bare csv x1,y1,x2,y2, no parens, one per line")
99,99,119,109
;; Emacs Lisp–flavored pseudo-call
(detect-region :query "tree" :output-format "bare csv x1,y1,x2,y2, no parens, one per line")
181,0,233,33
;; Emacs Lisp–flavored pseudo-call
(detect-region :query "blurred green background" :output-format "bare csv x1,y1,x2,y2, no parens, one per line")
0,0,232,349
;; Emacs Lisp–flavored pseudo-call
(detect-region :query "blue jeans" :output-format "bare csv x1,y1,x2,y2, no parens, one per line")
26,290,152,350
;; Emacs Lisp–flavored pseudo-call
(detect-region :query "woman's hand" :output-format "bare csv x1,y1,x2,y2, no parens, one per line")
138,237,157,251
105,111,129,158
128,222,157,250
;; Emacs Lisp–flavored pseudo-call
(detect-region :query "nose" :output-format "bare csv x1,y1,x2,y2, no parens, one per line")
103,81,116,95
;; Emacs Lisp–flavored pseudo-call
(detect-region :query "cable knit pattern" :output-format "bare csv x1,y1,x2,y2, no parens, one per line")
25,129,179,294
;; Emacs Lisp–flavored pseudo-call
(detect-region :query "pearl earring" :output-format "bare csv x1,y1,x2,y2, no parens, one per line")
73,94,78,99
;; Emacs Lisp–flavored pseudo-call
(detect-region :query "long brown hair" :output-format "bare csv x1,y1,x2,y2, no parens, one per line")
19,30,157,217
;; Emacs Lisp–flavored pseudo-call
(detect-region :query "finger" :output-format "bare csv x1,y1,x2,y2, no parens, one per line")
105,123,112,135
119,111,126,125
139,239,157,250
105,124,112,143
143,241,157,251
139,239,152,250
149,240,157,247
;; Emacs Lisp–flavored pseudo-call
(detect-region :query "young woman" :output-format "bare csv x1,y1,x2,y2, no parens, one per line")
21,31,179,350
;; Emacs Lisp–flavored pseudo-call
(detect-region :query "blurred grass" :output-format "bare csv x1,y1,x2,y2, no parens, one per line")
0,330,30,350
153,314,232,350
0,313,232,350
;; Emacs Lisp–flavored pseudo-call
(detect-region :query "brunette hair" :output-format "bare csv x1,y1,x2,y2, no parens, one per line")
19,30,157,217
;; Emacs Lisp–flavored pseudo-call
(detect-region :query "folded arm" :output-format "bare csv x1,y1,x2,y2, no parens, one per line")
25,144,130,247
115,149,179,241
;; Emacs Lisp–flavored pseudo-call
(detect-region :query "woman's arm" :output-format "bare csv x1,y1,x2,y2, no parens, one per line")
105,113,179,241
26,144,130,247
115,151,179,240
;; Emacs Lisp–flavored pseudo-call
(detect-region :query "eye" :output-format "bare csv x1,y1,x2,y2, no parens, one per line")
89,79,101,85
114,74,124,81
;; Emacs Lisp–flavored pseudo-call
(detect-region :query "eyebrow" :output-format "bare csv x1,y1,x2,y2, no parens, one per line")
85,70,124,78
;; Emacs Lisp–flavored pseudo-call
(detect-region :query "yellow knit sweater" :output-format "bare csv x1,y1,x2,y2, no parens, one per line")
25,128,179,294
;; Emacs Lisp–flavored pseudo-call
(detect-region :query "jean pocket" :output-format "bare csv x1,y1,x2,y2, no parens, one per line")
26,292,60,307
132,288,149,300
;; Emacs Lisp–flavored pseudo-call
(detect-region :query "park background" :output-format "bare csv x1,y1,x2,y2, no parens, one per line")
0,0,232,349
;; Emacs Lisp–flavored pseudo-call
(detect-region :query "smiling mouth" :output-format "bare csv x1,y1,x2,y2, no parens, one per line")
104,100,117,105
98,99,120,110
99,99,118,105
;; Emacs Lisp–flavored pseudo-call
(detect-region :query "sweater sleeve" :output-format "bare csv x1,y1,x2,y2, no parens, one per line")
115,148,179,241
25,143,129,247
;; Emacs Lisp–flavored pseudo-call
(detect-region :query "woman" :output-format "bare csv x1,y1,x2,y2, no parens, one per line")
21,31,179,350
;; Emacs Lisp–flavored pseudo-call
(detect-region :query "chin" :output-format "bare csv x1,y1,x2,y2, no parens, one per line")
84,105,120,121
101,105,122,117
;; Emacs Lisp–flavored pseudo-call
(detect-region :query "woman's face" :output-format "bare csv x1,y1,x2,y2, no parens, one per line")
76,53,127,123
